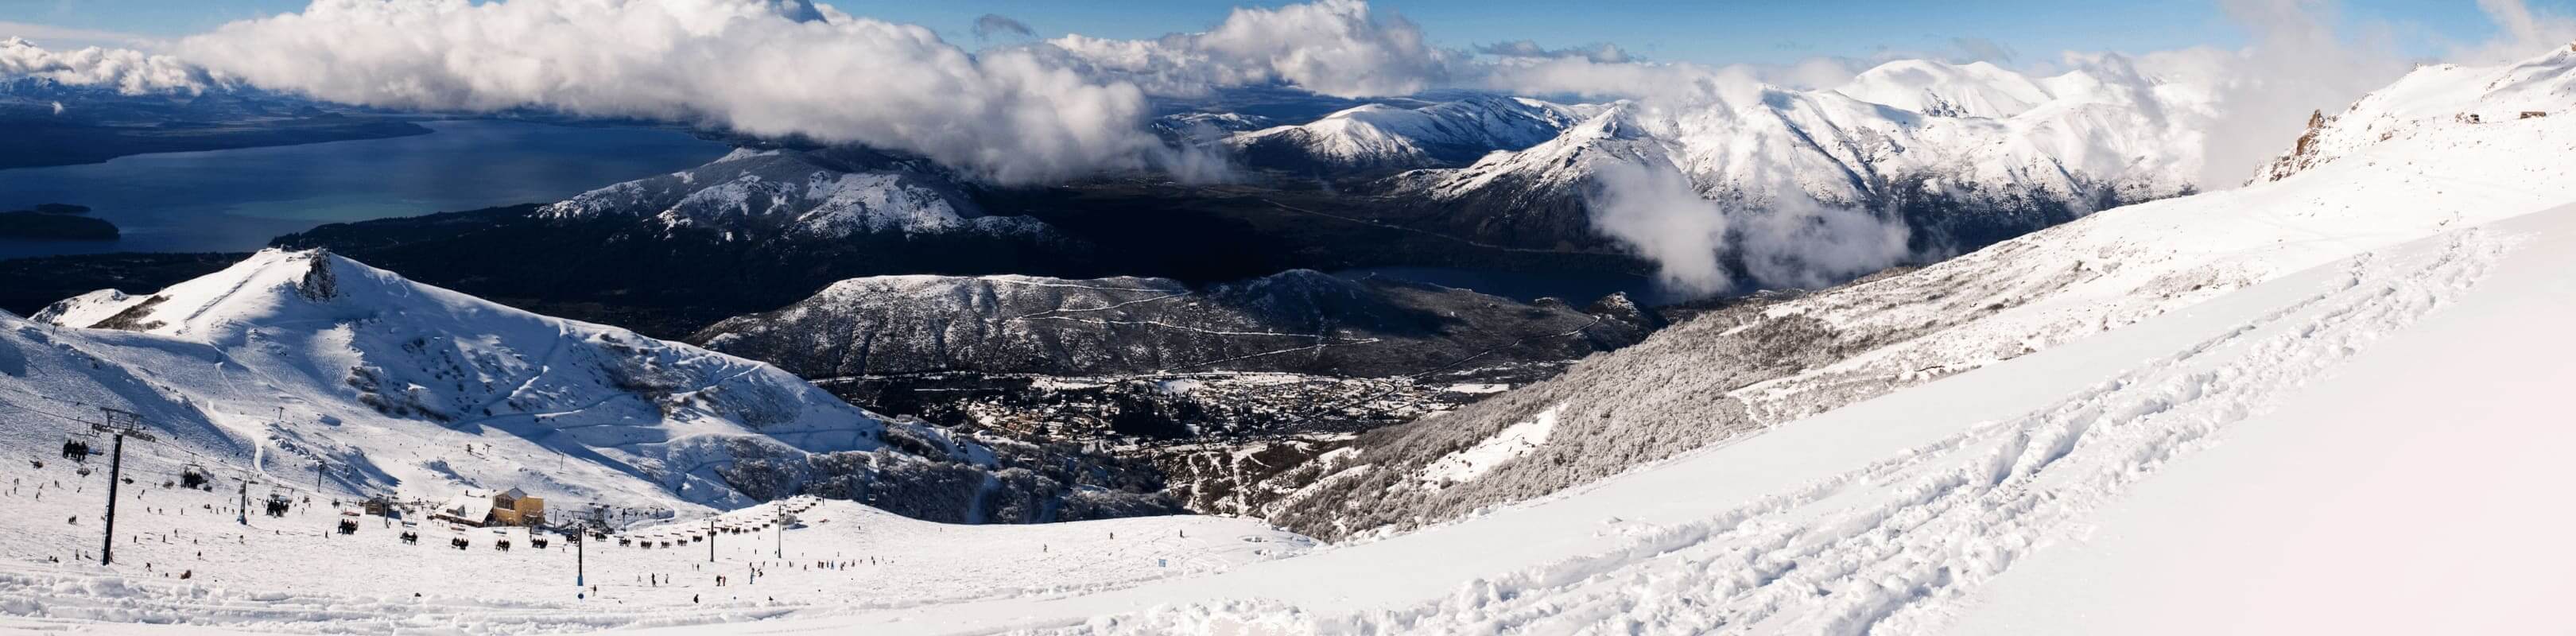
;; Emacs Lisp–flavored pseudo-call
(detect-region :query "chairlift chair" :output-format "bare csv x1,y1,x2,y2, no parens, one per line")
59,435,94,463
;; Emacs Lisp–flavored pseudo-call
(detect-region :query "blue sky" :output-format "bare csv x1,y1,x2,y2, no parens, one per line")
2,0,2560,65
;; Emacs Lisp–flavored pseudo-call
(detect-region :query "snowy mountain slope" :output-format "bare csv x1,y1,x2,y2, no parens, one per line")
692,270,1646,380
5,45,2574,636
27,288,136,328
24,201,2562,634
14,249,1168,522
570,46,2576,636
1199,45,2576,541
1377,59,2211,259
539,147,1049,239
2254,45,2574,182
1224,96,1602,173
1946,209,2576,635
997,203,2560,636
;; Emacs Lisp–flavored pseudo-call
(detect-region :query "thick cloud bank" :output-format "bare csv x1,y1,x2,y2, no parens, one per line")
0,37,211,94
173,0,1157,184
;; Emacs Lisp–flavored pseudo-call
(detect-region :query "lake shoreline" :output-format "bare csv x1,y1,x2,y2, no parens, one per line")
0,117,436,171
0,119,731,260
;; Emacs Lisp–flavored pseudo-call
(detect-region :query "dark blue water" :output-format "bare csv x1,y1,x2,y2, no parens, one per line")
0,120,728,259
1333,266,1669,306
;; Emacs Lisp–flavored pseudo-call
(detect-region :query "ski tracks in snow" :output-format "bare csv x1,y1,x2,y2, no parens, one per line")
1061,229,2509,636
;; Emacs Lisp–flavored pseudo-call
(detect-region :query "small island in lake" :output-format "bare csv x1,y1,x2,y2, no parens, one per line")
0,204,117,240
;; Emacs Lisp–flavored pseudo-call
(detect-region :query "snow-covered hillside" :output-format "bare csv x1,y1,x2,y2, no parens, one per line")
1210,44,2576,543
539,147,1049,239
1379,56,2212,258
1224,96,1601,172
2253,45,2574,182
10,249,1166,522
576,44,2574,635
0,488,1307,634
982,203,2575,636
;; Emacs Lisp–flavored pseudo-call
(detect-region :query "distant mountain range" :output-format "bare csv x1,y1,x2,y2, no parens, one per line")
1204,59,2210,261
1222,95,1604,173
1189,44,2576,541
0,69,432,169
692,269,1650,380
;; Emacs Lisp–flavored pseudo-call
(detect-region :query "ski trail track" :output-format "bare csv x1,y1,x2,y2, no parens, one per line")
1024,227,2508,635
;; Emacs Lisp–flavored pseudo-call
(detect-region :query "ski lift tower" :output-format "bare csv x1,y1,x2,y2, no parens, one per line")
91,407,155,566
775,506,794,558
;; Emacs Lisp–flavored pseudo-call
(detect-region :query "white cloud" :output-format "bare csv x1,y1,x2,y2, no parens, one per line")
0,21,162,50
167,0,1158,184
2458,0,2576,64
1041,0,1460,99
2190,0,2415,186
1584,154,1912,297
0,37,211,94
1585,161,1733,297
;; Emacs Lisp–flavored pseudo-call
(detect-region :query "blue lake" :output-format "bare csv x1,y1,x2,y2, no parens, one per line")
0,119,729,259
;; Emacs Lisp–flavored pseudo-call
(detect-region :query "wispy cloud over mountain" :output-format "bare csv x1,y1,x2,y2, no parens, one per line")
972,14,1031,41
1039,0,1457,99
1475,40,1635,64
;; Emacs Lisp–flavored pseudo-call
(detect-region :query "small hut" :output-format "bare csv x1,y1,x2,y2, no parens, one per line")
429,487,545,527
362,495,400,518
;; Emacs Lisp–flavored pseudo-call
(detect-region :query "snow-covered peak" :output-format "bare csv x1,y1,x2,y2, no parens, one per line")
2255,45,2576,183
538,147,1047,239
1379,58,2212,262
15,248,1066,514
44,249,394,337
27,288,134,328
1226,95,1604,171
1835,58,2193,121
1400,103,1675,200
1837,59,2054,118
